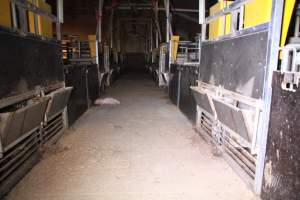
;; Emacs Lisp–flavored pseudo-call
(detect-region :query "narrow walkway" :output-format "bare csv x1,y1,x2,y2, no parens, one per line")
6,70,256,200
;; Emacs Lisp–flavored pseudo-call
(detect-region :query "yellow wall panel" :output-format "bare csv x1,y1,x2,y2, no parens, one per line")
244,0,295,47
88,35,97,58
281,0,296,46
38,0,53,37
28,0,53,37
244,0,272,28
209,1,232,40
171,35,179,61
28,0,35,33
0,0,12,27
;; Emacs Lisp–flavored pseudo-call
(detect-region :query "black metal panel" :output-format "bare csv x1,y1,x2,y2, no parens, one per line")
87,64,100,102
261,72,300,200
179,65,198,124
169,64,180,106
200,31,268,99
64,65,89,126
0,28,64,100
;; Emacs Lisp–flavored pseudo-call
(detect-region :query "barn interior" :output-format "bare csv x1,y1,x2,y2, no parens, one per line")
0,0,300,199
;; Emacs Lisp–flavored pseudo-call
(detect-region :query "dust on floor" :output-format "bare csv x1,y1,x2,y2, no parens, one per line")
5,72,258,200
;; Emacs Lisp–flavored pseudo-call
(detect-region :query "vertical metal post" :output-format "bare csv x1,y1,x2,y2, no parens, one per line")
96,0,104,94
145,23,149,53
239,6,244,31
17,4,28,33
199,0,206,41
254,0,284,194
201,24,206,41
96,40,99,65
98,0,104,43
164,0,170,42
56,0,64,40
110,9,114,49
117,17,121,52
199,0,205,24
294,15,300,37
78,42,81,58
11,2,18,29
150,19,153,51
230,10,238,34
155,1,159,48
56,23,61,40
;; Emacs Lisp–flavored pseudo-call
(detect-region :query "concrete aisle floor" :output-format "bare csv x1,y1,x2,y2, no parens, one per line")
6,70,256,200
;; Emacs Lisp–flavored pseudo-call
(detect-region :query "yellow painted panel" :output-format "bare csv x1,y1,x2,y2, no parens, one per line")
281,0,296,47
0,0,12,27
28,0,35,33
244,0,272,28
28,0,53,37
244,0,295,49
88,35,97,58
38,1,53,37
171,35,179,61
209,0,232,40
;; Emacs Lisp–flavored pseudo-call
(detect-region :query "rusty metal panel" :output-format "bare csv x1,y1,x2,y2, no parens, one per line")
261,72,300,200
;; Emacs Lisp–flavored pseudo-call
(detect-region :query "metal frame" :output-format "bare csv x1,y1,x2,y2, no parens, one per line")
200,0,252,41
174,41,200,65
9,0,63,40
107,4,199,13
194,0,286,195
254,0,285,194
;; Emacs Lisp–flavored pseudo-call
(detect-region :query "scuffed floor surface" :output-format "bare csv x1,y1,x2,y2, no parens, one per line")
6,70,257,200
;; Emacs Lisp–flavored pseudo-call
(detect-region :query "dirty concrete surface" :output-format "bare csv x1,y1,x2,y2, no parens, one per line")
5,69,257,200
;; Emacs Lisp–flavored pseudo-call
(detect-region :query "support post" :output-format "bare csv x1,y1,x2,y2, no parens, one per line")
11,2,18,29
254,0,285,194
164,0,170,42
110,9,114,49
17,3,28,33
98,0,104,43
199,0,205,24
199,0,206,41
56,0,64,40
150,19,153,51
239,5,244,30
155,1,160,47
117,16,121,52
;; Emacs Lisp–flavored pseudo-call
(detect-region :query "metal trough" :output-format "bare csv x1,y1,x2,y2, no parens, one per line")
45,87,73,121
0,97,50,157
